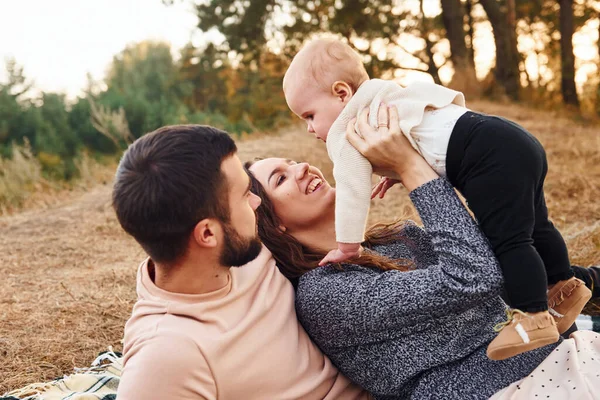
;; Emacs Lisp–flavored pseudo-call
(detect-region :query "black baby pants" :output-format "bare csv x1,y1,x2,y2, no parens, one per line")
446,111,574,312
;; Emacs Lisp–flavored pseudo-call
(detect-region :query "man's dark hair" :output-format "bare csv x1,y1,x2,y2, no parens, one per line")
112,125,237,264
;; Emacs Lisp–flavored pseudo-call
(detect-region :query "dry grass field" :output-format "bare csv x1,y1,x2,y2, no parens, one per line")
1,100,599,393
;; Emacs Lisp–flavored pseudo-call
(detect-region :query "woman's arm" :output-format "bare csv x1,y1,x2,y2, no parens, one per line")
295,104,505,396
297,177,503,343
297,176,505,396
299,105,504,339
375,220,438,270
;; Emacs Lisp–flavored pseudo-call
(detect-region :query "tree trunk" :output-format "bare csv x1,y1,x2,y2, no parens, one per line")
440,0,479,95
559,0,580,107
465,0,476,64
424,36,443,85
597,10,600,116
420,0,442,85
479,0,521,100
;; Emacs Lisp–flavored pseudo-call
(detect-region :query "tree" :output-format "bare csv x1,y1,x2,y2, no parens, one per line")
479,0,522,100
196,0,277,64
559,0,580,107
597,6,600,116
440,0,480,95
2,59,33,98
0,59,34,156
102,41,192,137
195,0,449,84
178,43,229,113
68,97,116,154
35,93,80,178
416,0,444,85
464,0,476,64
0,60,85,178
513,0,594,105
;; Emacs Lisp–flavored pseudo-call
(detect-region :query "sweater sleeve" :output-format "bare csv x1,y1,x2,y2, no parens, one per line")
117,335,216,400
297,177,503,340
329,133,374,244
381,221,438,270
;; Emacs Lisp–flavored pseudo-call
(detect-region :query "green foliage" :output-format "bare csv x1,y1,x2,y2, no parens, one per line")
68,98,115,153
2,0,599,197
196,0,448,80
0,38,292,187
101,41,193,138
178,42,291,131
197,0,277,62
0,76,82,178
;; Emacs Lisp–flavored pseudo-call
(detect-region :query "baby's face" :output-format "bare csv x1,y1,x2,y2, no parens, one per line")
284,78,346,142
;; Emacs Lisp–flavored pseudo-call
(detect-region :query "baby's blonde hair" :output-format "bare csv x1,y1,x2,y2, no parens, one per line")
284,38,370,94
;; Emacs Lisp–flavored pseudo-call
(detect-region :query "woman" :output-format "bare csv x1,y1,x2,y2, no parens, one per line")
246,107,600,399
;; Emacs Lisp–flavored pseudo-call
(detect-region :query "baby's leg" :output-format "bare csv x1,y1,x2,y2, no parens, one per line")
572,265,600,298
532,189,573,284
448,114,568,359
461,175,548,312
533,184,590,334
450,115,549,312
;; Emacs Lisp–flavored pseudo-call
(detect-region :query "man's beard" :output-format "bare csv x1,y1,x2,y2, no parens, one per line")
219,222,263,267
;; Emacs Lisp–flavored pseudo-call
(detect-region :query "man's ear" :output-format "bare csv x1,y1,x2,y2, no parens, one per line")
193,219,220,249
331,81,353,103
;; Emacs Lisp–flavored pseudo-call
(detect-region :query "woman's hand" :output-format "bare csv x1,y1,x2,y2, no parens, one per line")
347,105,418,175
346,104,439,192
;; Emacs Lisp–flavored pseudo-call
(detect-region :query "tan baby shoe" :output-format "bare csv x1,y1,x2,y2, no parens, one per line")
548,277,592,334
487,309,560,361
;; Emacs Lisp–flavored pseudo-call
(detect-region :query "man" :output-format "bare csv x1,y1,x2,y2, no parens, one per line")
113,125,368,399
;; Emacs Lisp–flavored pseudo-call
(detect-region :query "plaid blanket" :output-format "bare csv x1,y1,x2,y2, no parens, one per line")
1,349,122,400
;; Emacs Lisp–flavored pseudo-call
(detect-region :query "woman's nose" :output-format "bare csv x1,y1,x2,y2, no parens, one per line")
294,163,310,180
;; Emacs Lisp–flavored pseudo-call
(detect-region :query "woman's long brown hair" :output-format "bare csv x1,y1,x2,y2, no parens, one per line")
245,161,413,285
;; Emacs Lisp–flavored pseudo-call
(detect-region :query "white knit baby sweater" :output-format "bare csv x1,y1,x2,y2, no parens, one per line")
326,79,465,243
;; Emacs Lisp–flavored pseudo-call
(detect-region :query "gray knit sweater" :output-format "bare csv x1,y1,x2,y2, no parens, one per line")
296,178,560,400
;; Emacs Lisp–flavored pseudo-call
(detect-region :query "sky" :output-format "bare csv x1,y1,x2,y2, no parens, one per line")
0,0,203,98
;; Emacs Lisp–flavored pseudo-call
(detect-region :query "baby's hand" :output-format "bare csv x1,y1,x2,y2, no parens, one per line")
319,243,363,266
371,177,401,199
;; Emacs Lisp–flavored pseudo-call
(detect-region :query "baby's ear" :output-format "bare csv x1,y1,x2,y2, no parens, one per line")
331,81,353,103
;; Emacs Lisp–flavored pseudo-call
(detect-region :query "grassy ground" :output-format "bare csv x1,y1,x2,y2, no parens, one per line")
1,100,599,393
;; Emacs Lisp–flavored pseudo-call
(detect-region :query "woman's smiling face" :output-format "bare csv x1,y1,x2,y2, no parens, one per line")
248,158,336,233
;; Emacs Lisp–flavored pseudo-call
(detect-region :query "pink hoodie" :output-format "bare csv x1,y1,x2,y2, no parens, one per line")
117,245,369,400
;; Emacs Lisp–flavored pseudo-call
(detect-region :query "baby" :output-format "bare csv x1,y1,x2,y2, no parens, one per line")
283,38,591,361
